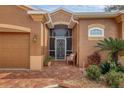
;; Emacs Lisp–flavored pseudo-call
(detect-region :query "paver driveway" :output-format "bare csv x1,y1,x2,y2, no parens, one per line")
0,62,82,88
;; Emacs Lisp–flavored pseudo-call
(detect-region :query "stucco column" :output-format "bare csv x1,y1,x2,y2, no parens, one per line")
29,14,46,71
119,21,124,66
30,23,43,71
116,15,124,39
122,21,124,39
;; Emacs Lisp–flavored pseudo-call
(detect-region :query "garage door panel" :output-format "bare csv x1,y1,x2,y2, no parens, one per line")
0,33,30,69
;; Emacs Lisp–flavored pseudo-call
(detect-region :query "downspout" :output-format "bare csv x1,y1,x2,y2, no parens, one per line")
71,15,79,24
41,13,51,65
71,15,80,67
44,13,53,59
43,23,45,62
44,13,54,28
40,21,44,68
44,13,51,24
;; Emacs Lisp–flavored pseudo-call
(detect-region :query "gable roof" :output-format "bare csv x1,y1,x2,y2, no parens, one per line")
49,7,74,14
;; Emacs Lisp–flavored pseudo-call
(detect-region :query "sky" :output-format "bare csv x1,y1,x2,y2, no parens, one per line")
32,5,105,12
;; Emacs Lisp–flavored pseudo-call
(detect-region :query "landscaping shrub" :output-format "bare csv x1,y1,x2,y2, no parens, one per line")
100,61,110,74
100,59,119,74
87,51,101,67
96,37,124,66
105,70,124,88
109,61,118,70
117,66,124,73
86,65,101,81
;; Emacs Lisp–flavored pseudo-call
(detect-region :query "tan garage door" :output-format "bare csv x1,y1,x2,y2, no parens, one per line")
0,33,30,69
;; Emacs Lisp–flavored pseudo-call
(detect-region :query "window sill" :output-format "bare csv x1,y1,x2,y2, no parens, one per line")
88,37,104,40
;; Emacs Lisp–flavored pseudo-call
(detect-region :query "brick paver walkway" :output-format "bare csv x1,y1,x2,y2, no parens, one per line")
0,62,82,88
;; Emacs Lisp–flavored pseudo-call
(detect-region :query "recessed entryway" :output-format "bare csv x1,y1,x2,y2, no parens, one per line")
49,25,72,60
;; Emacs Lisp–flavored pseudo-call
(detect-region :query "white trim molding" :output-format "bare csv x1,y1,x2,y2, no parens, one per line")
0,23,31,32
44,9,78,29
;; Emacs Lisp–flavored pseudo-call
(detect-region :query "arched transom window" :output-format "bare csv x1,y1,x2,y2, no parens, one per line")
88,27,104,37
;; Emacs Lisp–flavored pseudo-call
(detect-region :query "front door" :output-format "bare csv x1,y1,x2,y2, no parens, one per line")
55,38,66,60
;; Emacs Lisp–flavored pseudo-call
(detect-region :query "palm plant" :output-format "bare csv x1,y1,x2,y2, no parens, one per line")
96,37,124,66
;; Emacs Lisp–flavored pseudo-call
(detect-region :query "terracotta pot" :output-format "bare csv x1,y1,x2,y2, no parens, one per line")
48,61,52,67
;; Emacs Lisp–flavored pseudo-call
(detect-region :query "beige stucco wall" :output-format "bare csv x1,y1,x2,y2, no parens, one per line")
30,56,42,70
78,18,119,67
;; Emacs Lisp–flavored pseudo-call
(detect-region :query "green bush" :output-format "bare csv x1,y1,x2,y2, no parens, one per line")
109,61,118,71
100,61,110,74
100,59,119,74
117,66,124,73
86,65,101,81
105,70,124,88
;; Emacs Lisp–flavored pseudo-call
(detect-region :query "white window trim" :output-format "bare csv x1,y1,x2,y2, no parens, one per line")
88,27,104,37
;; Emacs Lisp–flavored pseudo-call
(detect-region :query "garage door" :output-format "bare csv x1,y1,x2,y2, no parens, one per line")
0,33,30,69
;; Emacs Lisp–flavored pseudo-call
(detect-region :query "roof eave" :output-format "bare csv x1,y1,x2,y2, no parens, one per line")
74,12,121,19
27,9,124,19
27,10,47,14
17,5,36,11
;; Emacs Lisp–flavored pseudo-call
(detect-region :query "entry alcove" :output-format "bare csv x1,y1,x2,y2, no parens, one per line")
49,25,72,60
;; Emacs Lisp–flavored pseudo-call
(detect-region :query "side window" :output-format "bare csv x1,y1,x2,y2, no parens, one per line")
88,27,104,37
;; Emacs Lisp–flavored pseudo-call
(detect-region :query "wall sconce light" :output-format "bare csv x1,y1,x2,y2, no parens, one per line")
32,34,38,43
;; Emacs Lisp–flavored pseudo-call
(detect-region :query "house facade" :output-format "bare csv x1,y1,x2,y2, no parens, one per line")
0,5,124,70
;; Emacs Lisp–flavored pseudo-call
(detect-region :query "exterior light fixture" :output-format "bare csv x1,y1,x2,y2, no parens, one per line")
33,34,37,43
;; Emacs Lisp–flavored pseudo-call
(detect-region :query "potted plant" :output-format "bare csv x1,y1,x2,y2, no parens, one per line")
44,56,54,67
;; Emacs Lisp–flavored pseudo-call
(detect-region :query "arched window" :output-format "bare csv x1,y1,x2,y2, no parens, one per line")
88,27,104,37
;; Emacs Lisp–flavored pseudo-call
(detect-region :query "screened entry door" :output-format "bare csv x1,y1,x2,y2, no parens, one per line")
55,38,66,60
